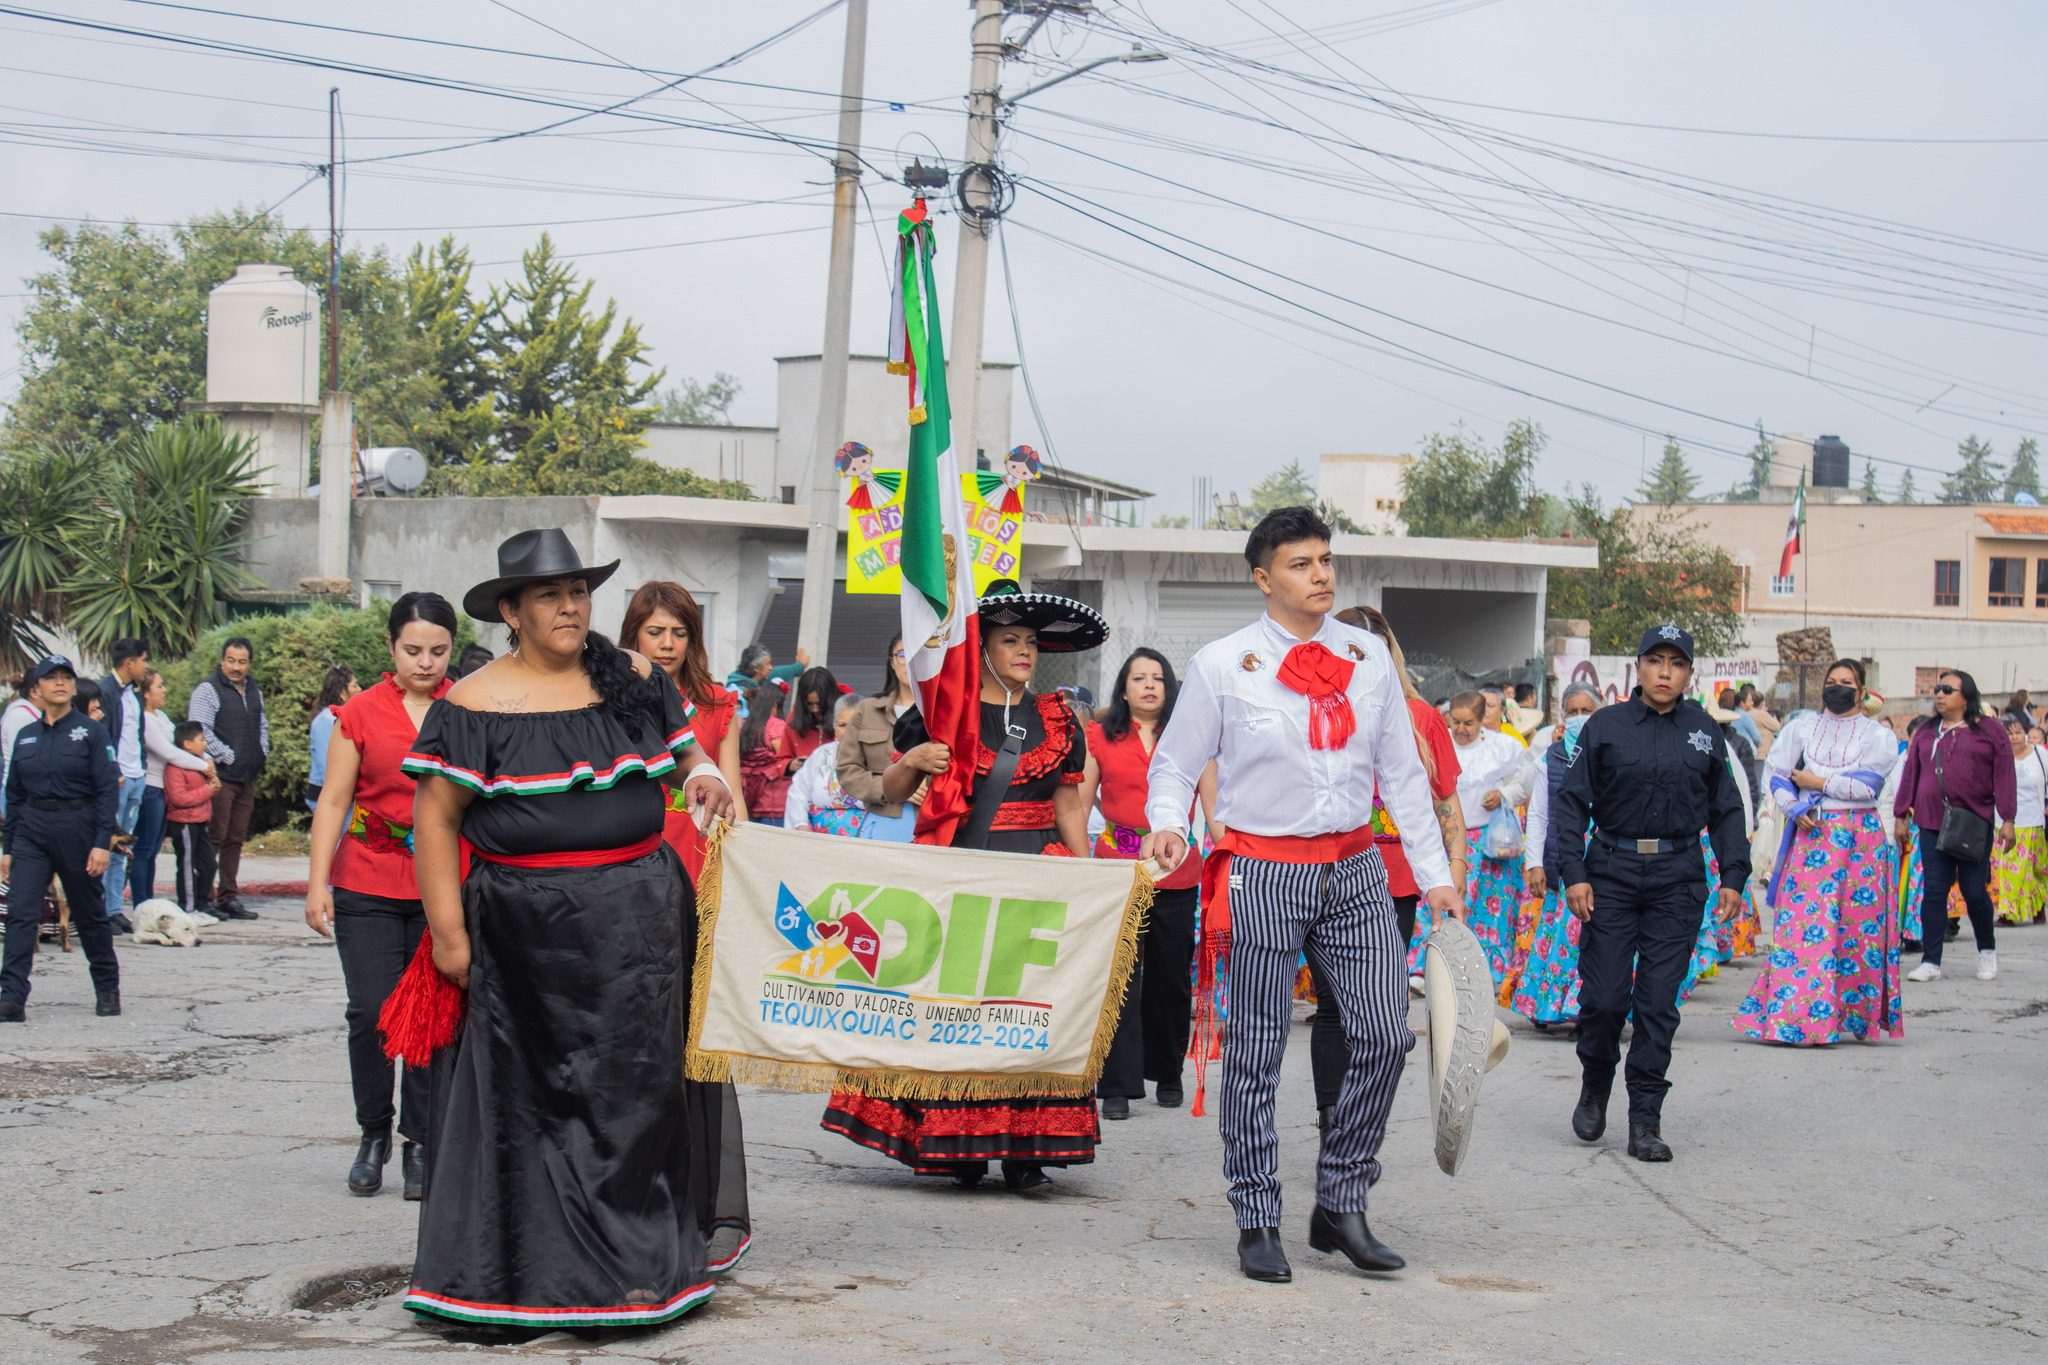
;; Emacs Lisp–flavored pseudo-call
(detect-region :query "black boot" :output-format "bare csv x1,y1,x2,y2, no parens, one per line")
1307,1206,1405,1271
0,998,22,1023
1316,1105,1337,1131
1001,1161,1051,1192
348,1130,392,1195
94,988,121,1017
402,1141,425,1201
949,1160,989,1189
1155,1081,1183,1108
1237,1227,1292,1283
1571,1078,1609,1143
1627,1122,1673,1162
1101,1095,1130,1120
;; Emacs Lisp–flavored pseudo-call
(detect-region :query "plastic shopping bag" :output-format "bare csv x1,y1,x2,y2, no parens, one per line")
1481,802,1525,860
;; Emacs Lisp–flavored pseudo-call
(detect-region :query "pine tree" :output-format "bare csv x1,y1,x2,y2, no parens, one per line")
1939,434,2003,504
1896,469,1918,503
2003,437,2042,502
1725,422,1773,501
1859,458,1882,503
1637,436,1699,504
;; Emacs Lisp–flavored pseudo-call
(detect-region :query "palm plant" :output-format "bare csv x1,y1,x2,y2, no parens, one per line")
0,444,94,674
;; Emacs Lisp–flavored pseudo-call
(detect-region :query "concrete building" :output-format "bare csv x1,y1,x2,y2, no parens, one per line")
1663,498,2048,697
1317,452,1415,533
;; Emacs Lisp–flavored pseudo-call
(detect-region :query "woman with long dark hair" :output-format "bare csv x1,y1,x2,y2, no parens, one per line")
304,597,455,1198
398,529,746,1334
777,665,841,773
836,634,921,842
306,665,359,811
1079,647,1215,1116
1733,657,1903,1045
737,681,792,827
1895,668,2015,982
622,580,749,880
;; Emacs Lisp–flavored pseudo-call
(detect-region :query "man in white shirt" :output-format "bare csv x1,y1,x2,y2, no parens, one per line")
1144,507,1465,1285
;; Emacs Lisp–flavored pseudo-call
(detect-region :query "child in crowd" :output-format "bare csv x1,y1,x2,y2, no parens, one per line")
165,721,218,922
784,693,866,835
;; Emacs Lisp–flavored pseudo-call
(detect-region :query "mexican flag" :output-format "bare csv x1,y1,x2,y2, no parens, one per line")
888,200,981,846
1777,473,1806,577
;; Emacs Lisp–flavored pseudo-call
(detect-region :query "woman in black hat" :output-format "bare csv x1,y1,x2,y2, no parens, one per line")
820,579,1108,1192
397,528,750,1334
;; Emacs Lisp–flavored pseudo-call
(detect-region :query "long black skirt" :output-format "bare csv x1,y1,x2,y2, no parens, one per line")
406,847,751,1330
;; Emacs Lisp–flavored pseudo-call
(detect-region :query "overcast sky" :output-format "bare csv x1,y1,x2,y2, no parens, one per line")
2,0,2044,520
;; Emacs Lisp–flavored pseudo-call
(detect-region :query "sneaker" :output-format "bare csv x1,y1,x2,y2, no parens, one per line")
189,911,220,926
1906,961,1942,983
1976,950,1998,981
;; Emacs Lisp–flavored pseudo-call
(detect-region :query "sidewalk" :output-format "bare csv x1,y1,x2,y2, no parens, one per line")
144,852,308,899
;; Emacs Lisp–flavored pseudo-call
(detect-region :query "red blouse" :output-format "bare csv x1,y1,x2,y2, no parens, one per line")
330,673,451,902
691,684,738,760
1086,720,1199,891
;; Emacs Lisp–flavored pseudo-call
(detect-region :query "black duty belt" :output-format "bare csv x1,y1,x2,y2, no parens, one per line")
1592,830,1685,856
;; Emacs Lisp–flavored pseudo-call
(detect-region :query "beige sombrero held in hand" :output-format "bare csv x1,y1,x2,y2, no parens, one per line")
1424,916,1512,1176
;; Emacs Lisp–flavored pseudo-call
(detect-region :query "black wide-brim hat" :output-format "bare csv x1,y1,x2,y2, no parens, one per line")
462,527,621,622
976,578,1108,654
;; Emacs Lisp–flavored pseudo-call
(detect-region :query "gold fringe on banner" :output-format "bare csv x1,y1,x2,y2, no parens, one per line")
683,828,1156,1102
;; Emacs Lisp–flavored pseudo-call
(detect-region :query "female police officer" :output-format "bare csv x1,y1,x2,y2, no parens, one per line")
1550,625,1748,1162
1,655,121,1021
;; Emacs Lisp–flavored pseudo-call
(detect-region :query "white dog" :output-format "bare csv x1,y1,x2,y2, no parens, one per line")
132,898,200,948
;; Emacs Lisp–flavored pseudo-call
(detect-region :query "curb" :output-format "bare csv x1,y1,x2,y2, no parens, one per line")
151,881,308,898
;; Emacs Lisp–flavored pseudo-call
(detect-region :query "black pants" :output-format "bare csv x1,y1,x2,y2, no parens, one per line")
1310,894,1418,1110
1574,845,1704,1125
1098,885,1199,1099
3,809,118,1004
332,888,431,1141
170,822,215,913
205,779,256,903
1919,838,1995,964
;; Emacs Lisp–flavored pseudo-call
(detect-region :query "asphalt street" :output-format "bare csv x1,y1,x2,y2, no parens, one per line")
1,900,2041,1364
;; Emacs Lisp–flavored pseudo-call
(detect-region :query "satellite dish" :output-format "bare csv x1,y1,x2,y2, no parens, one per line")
359,447,428,495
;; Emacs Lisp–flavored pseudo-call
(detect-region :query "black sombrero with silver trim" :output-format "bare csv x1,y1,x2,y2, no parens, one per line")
975,578,1108,654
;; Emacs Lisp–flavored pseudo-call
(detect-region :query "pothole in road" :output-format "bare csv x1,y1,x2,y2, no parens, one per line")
1436,1273,1546,1294
1998,999,2048,1021
0,1053,200,1098
291,1264,411,1313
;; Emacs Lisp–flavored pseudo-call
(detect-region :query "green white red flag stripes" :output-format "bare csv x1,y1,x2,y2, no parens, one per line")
887,199,981,845
1777,473,1806,578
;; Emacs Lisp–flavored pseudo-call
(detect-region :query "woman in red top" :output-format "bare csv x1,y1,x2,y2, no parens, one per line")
1079,647,1217,1117
303,593,457,1201
621,581,746,881
775,666,841,773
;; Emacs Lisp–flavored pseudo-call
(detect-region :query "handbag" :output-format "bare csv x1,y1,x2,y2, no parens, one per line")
1932,724,1992,862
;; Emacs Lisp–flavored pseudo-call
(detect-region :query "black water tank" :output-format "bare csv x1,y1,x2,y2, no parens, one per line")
1812,434,1851,487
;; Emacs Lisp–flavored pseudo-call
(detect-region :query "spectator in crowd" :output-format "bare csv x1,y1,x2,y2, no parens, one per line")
1897,669,2014,982
95,638,151,921
1720,687,1763,753
1737,684,1779,759
164,722,217,918
137,668,216,917
448,643,494,681
837,635,921,843
1480,684,1527,746
724,642,810,695
1511,681,1546,736
0,677,38,815
738,681,793,826
188,638,268,921
1711,692,1762,807
2004,689,2033,724
784,693,866,834
306,666,359,811
777,666,842,777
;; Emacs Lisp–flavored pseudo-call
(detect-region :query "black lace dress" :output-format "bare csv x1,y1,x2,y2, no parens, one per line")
819,692,1101,1177
398,678,750,1330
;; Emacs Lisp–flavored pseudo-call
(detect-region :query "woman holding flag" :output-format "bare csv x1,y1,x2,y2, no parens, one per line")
1732,658,1903,1046
819,579,1110,1190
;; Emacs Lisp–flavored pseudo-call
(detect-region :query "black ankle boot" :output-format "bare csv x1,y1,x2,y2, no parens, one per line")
348,1130,392,1196
402,1141,425,1201
1571,1078,1610,1143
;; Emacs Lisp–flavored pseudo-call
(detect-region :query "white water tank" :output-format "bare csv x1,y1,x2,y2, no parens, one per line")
205,264,320,406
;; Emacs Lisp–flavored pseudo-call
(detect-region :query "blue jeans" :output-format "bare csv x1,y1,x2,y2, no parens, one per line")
1918,837,1995,964
102,775,146,912
129,785,167,908
858,803,919,842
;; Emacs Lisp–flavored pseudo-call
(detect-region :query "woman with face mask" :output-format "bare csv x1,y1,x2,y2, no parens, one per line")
1733,658,1904,1045
1511,683,1602,1029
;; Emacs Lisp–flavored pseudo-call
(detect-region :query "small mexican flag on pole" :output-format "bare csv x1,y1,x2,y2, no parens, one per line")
1777,472,1806,578
888,200,981,845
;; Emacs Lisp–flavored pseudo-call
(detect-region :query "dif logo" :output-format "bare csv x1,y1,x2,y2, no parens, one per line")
771,882,1065,998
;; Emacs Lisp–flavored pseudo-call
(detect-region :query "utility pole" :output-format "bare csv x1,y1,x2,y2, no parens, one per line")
795,0,869,663
946,0,1007,483
317,85,353,583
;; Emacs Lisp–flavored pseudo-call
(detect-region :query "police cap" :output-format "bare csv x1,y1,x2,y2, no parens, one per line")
1635,623,1695,664
22,655,77,688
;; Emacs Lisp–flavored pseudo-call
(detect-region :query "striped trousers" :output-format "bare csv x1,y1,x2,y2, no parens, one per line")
1221,845,1413,1229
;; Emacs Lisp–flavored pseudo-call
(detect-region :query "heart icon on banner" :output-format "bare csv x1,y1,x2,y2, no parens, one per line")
814,920,847,946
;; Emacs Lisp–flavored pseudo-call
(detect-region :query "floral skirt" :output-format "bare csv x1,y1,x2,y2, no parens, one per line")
1992,825,2047,924
1508,889,1582,1024
1461,832,1523,990
1679,838,1721,1002
1898,831,1925,940
1733,810,1902,1046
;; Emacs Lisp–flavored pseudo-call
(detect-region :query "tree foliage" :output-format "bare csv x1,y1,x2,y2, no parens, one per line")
1248,459,1317,516
1399,420,1544,538
1548,488,1745,655
1940,434,2003,504
1859,458,1882,503
1636,436,1699,505
1896,469,1918,504
657,372,742,426
2003,437,2041,502
1724,424,1775,502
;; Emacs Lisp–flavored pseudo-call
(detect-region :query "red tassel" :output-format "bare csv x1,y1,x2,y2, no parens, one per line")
1304,692,1356,751
1187,843,1238,1118
379,929,467,1066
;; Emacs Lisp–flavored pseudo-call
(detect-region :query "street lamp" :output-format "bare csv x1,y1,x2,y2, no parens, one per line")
1001,44,1168,108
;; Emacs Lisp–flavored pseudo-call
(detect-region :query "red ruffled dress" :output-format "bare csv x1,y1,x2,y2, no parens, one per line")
820,691,1100,1177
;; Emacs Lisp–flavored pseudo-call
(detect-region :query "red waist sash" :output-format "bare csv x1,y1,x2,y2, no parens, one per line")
474,831,664,869
990,800,1056,831
1188,825,1375,1116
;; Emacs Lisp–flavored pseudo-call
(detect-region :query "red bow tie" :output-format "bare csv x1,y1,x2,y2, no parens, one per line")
1276,642,1357,750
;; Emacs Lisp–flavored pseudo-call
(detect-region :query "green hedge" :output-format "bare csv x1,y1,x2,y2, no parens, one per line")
157,603,475,833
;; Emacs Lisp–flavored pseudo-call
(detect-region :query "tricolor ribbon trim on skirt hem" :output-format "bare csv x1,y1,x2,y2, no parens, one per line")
403,1280,715,1328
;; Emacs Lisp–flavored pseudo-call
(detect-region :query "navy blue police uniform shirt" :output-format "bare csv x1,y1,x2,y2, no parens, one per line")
2,710,119,855
1551,690,1750,893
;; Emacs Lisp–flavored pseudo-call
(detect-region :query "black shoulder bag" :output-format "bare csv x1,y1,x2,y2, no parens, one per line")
957,714,1028,851
1932,724,1993,863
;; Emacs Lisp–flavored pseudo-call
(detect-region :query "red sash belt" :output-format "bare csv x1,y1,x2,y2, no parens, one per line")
1188,825,1376,1117
474,831,664,869
989,800,1056,831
